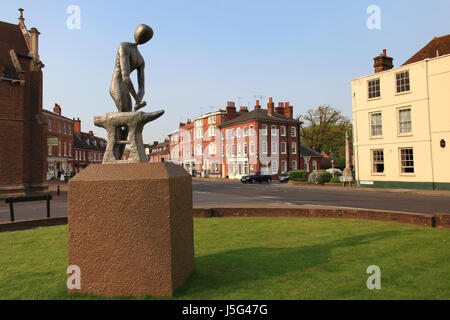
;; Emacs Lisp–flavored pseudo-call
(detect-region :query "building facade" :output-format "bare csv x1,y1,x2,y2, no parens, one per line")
43,104,73,179
149,140,170,163
351,36,450,190
220,99,303,179
156,98,321,180
72,118,106,173
0,10,47,196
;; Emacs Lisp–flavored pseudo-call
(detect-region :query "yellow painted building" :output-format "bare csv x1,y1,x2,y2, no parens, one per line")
351,36,450,190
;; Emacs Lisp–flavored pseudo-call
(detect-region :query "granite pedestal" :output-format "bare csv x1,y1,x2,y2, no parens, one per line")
68,162,194,297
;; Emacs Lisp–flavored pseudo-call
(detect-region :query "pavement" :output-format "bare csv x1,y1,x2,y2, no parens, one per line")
0,179,449,223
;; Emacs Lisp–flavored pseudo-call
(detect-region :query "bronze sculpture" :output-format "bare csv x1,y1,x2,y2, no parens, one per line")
94,24,164,163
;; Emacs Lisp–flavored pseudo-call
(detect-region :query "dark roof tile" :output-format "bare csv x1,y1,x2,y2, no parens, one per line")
403,34,450,65
220,108,299,127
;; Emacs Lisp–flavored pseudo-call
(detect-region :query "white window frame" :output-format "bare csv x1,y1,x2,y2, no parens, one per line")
396,70,410,93
291,126,296,137
399,148,414,174
281,160,287,173
291,142,297,154
262,141,267,154
372,149,384,174
281,142,286,154
368,78,381,99
249,125,254,136
280,126,286,136
370,112,383,137
272,160,278,174
398,107,412,135
271,142,277,154
292,160,297,170
262,125,267,136
271,125,277,136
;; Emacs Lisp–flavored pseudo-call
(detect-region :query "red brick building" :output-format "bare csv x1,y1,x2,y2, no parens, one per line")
159,98,321,179
43,103,74,179
0,10,47,196
148,140,170,163
72,118,106,173
220,99,303,179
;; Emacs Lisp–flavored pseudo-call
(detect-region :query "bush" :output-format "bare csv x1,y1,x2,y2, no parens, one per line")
330,176,341,183
289,170,309,181
326,168,342,177
307,170,332,184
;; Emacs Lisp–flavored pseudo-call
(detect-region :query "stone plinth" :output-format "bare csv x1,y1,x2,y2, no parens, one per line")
68,162,194,297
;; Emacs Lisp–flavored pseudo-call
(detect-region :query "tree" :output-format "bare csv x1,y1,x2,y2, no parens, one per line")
297,105,351,158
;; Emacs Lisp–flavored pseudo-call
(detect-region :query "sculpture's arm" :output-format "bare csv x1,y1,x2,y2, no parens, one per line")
137,62,145,102
118,44,139,103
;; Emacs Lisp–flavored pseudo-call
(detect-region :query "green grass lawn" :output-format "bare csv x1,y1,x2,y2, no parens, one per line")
0,218,449,299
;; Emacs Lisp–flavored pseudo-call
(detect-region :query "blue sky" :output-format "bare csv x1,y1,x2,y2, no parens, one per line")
2,1,450,142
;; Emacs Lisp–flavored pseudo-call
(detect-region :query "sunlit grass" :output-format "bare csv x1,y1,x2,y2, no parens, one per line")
0,218,448,299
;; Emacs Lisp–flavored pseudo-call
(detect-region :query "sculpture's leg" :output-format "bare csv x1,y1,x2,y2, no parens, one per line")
110,80,133,112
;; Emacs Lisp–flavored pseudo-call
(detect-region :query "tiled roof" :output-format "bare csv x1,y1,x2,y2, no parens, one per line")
403,34,450,65
300,145,322,157
74,132,106,151
220,108,299,128
0,21,30,79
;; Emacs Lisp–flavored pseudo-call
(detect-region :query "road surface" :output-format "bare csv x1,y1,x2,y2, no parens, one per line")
1,179,449,222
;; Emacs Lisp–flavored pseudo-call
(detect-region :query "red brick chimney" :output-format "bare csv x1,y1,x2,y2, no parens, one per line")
373,49,393,73
275,102,284,115
226,101,237,121
179,122,186,127
53,103,61,115
239,106,248,113
73,118,81,134
284,102,293,118
254,100,261,110
88,130,94,136
153,141,158,147
267,97,275,115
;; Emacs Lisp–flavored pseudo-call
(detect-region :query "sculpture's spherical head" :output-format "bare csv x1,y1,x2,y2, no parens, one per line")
134,24,153,45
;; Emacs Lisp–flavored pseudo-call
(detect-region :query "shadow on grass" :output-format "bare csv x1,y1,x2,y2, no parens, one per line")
174,230,416,298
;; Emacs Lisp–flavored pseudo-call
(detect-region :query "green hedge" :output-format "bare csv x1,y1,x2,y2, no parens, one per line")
307,170,332,184
330,176,341,183
289,170,309,181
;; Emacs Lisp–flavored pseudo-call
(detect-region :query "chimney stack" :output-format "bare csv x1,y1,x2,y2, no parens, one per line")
275,102,284,115
239,106,248,113
254,100,261,110
29,27,41,70
89,130,94,136
153,141,159,147
267,97,274,115
284,102,293,119
53,103,61,115
17,8,31,49
74,118,81,134
373,49,393,73
226,101,237,121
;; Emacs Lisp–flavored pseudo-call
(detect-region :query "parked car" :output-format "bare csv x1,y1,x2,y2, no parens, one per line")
279,170,292,183
241,172,272,184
